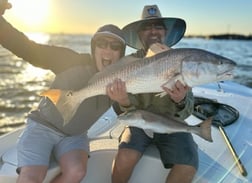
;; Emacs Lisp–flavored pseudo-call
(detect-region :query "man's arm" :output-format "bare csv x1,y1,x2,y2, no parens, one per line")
162,80,194,119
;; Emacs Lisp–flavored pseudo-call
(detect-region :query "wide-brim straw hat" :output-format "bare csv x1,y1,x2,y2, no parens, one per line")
122,5,186,49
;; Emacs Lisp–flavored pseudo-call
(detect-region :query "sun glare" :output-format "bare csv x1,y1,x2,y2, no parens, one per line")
22,64,54,81
9,0,50,28
25,32,50,44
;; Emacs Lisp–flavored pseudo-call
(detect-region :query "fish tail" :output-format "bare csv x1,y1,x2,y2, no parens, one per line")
197,117,213,142
40,89,82,125
40,89,62,105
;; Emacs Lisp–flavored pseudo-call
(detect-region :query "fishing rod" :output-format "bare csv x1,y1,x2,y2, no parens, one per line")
218,125,247,176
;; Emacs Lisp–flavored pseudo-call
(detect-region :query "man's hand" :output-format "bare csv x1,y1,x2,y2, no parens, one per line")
162,80,190,104
106,79,130,107
0,0,12,15
146,43,171,57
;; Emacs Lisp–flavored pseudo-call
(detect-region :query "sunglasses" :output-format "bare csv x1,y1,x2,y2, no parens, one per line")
140,22,166,31
95,39,123,51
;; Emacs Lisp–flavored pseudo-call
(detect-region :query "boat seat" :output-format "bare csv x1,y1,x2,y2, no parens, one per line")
2,146,17,166
1,145,60,182
1,142,167,182
2,145,58,170
2,143,161,166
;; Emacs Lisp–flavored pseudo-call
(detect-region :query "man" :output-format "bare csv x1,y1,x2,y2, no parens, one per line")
0,1,126,183
108,5,198,183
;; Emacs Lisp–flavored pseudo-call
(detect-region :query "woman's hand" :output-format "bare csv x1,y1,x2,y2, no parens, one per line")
106,78,130,107
0,0,12,15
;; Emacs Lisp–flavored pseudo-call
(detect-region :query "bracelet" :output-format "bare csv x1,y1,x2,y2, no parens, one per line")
120,104,136,112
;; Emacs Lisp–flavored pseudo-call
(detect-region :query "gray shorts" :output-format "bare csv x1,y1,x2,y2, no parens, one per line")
118,127,199,169
17,118,89,169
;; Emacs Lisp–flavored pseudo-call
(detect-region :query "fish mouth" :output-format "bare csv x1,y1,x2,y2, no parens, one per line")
217,70,234,79
102,59,112,67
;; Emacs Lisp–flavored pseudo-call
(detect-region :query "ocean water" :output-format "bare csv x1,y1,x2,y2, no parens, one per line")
0,33,252,135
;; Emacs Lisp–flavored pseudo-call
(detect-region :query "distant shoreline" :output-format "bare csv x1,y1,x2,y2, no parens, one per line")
185,34,252,40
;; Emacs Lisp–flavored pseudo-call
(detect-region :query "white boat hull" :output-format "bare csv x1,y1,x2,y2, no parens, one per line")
1,81,252,183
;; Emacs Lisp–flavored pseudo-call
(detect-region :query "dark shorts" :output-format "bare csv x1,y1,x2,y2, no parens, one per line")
118,126,199,169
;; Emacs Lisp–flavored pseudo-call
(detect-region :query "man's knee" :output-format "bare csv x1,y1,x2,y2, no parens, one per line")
167,164,196,183
115,148,141,169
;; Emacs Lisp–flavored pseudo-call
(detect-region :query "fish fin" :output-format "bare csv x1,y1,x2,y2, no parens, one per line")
155,91,167,98
197,117,213,142
146,43,171,57
40,89,62,105
155,75,185,98
162,75,186,90
144,129,154,138
156,74,187,97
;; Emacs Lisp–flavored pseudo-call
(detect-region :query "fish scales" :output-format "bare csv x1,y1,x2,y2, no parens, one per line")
76,52,180,99
41,48,236,124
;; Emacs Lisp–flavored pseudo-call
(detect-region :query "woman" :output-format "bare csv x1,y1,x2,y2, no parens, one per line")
0,2,126,183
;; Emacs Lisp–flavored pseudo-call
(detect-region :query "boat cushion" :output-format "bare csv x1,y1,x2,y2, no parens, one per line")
2,147,17,166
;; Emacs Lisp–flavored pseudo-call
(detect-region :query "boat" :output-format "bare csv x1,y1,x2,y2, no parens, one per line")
0,80,252,183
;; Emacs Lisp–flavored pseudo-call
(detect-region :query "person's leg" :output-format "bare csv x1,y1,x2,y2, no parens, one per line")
112,127,151,183
16,120,54,183
51,133,90,183
166,164,196,183
51,150,89,183
16,166,48,183
156,132,198,183
112,148,141,183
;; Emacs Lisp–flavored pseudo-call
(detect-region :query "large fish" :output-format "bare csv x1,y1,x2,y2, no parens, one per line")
41,48,236,125
117,110,213,142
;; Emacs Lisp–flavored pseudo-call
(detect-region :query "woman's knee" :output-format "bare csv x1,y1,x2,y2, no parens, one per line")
64,164,87,182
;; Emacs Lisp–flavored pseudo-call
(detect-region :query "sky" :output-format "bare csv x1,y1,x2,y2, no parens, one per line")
3,0,252,36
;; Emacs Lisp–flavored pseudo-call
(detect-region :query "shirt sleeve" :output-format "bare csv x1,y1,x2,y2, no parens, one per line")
118,94,139,112
174,90,194,119
0,16,86,74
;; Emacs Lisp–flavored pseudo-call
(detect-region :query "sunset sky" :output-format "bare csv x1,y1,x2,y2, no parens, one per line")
4,0,252,36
